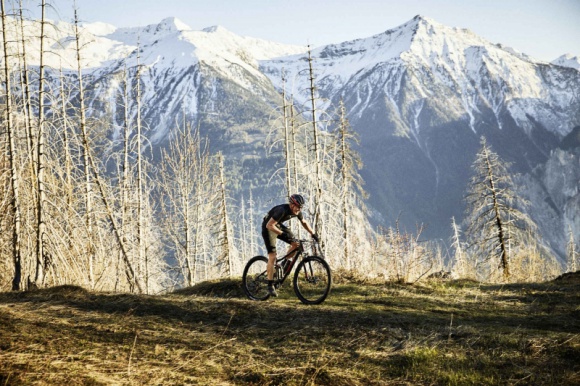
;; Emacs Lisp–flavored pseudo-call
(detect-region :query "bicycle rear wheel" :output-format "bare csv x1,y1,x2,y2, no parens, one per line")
293,256,331,305
242,255,270,301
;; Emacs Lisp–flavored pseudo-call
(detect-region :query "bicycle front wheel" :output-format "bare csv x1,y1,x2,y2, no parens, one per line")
242,255,270,301
293,256,331,305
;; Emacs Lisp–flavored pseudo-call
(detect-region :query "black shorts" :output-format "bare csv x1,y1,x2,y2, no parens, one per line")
262,224,294,254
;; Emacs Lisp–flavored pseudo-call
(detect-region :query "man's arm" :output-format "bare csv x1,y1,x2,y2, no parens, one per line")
300,219,315,236
266,218,283,235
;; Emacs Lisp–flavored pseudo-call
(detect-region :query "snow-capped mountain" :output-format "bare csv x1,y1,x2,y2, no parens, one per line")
0,16,133,68
261,15,580,254
263,15,578,138
83,17,306,143
6,14,579,257
552,54,580,71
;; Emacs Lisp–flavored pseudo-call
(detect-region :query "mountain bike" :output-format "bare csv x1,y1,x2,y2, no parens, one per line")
242,238,331,304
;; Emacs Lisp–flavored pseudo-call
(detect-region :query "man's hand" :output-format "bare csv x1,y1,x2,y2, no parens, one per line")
312,233,319,242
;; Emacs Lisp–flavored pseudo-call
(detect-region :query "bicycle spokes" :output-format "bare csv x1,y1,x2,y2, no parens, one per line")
242,256,271,301
293,256,331,305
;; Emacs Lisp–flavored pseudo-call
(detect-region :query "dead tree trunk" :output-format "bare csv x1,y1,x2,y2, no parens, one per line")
307,48,323,236
17,0,34,175
338,102,350,269
217,153,233,277
73,7,143,292
72,9,96,288
135,47,147,293
34,0,47,286
281,72,292,196
2,0,23,290
483,146,510,278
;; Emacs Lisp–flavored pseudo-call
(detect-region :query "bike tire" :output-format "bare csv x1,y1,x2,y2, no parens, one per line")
242,255,270,301
293,256,331,305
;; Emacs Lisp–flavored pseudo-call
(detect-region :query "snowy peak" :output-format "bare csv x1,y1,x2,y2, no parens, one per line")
140,16,192,36
157,17,192,32
288,14,488,73
405,14,491,60
94,18,307,93
552,54,580,71
104,17,191,46
407,14,447,35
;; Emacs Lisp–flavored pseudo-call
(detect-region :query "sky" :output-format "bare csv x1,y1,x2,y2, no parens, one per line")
26,0,580,62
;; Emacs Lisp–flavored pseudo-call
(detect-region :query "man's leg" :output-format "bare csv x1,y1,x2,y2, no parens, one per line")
284,241,300,260
267,251,276,281
278,228,298,261
262,227,279,296
266,251,278,297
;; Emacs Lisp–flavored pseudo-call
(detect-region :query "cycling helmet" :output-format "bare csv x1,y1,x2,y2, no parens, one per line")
289,194,305,208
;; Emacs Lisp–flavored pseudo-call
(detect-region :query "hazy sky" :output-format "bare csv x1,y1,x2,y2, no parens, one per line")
28,0,580,62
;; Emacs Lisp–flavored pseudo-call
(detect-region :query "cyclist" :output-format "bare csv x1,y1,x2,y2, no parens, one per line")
262,194,318,297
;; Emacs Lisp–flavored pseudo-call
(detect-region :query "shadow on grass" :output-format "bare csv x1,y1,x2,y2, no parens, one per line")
1,275,578,338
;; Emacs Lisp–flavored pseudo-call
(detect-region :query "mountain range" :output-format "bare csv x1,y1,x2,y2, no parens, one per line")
7,14,580,259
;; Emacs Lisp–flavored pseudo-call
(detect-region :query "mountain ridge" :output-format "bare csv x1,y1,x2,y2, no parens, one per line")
4,14,578,258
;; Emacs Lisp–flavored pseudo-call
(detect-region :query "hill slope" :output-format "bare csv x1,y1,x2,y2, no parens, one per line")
1,276,579,385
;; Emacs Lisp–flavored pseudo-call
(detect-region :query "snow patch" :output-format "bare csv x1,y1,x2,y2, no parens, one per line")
80,21,117,36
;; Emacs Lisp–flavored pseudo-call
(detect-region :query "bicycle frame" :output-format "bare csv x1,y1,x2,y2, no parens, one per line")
274,239,322,287
274,244,302,286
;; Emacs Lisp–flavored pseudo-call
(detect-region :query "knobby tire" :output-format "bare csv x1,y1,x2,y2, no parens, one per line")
242,255,270,301
293,256,331,305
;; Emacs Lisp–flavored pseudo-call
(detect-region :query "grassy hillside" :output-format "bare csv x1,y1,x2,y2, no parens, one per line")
0,274,579,385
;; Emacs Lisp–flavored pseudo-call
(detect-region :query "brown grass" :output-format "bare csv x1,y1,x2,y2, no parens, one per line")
1,274,579,385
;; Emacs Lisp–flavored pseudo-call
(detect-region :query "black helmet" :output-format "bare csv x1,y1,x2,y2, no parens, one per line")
289,194,305,208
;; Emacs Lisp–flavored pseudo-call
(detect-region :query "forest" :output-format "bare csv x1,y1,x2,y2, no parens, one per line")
1,1,578,295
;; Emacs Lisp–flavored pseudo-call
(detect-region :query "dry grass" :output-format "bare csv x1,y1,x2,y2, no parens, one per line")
1,274,579,385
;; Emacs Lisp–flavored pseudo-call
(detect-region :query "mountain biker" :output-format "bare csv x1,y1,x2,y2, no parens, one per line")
262,194,318,297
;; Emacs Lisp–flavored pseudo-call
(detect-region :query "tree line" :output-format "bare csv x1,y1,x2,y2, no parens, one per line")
1,2,576,293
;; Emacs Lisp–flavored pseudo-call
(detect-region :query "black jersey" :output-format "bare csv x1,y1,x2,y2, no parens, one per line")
262,204,303,228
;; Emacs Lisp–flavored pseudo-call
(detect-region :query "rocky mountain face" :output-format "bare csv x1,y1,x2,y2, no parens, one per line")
261,16,580,256
520,145,579,256
8,15,579,258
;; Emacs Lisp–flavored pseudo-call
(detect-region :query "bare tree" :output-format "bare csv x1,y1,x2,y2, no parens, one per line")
335,100,367,269
157,118,212,287
307,47,324,236
72,6,142,292
16,0,34,175
450,217,467,278
281,71,293,196
378,222,434,283
72,6,96,288
34,0,47,286
464,137,538,280
216,152,236,277
567,225,578,273
2,0,24,290
134,43,147,291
